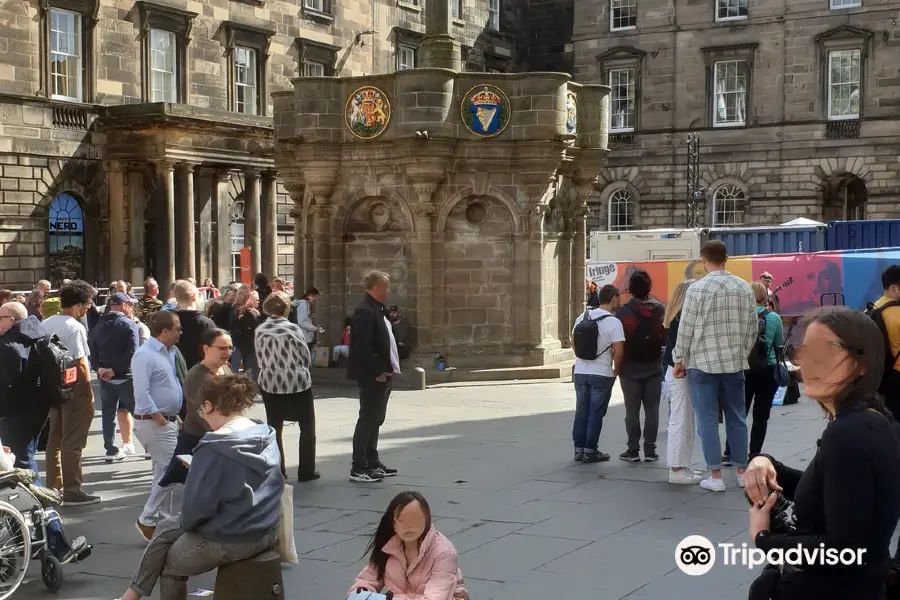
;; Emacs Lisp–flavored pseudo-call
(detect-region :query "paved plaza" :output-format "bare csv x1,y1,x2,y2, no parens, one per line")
15,378,832,600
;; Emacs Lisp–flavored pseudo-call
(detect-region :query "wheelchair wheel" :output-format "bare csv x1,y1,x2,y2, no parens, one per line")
41,554,62,592
0,501,32,600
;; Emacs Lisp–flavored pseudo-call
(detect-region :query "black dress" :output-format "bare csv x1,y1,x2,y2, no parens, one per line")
750,406,900,600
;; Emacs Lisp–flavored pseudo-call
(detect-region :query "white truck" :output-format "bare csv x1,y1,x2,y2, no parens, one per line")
588,228,704,262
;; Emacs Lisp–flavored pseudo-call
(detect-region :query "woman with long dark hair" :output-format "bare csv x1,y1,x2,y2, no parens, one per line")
349,491,468,600
745,306,900,600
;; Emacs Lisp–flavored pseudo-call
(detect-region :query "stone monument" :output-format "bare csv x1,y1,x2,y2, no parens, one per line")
273,0,610,369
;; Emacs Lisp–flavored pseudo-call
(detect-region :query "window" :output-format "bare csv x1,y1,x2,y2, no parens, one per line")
150,29,177,103
831,0,860,8
304,0,325,11
713,184,744,226
487,0,499,30
609,68,635,132
713,60,747,127
397,46,416,71
452,0,462,18
610,0,637,31
233,46,258,115
49,9,83,101
48,192,85,282
716,0,748,21
828,49,860,120
608,189,635,231
297,37,338,77
230,199,245,283
302,60,326,77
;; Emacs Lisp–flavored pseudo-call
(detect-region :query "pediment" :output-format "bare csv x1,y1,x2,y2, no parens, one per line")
815,24,874,44
596,46,647,62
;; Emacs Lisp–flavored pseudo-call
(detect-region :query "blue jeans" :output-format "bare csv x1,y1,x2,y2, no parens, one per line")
99,380,136,456
687,369,749,469
572,373,616,452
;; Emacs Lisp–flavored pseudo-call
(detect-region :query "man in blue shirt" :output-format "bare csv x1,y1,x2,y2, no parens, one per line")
131,311,183,542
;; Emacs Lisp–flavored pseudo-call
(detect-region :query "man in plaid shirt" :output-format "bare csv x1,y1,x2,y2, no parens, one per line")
672,240,757,492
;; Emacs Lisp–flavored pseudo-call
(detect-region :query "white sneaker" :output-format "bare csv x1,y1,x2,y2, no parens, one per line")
104,450,126,464
737,473,745,488
700,477,726,492
121,443,136,457
669,469,703,484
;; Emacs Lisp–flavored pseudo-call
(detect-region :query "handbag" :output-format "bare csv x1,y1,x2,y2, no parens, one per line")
275,484,299,564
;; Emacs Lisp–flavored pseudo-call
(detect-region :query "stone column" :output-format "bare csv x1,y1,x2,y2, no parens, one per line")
195,170,214,281
213,170,234,287
127,165,146,285
155,161,176,293
243,169,262,276
291,204,305,287
420,0,461,70
106,161,126,281
175,163,196,280
412,187,436,352
309,194,333,337
261,170,278,277
571,205,588,322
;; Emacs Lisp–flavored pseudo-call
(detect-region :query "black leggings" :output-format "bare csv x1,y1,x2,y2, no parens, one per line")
262,388,316,478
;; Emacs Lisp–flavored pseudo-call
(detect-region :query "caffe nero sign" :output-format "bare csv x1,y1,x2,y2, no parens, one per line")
49,217,83,234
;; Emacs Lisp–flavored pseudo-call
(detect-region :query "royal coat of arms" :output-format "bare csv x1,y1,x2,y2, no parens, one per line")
565,92,577,135
461,85,510,137
346,86,391,140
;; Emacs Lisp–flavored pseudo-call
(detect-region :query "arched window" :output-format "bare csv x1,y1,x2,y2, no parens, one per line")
713,184,744,226
230,198,245,283
608,189,634,231
48,192,85,283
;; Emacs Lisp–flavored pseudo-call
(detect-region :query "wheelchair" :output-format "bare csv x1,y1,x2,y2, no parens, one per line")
0,471,92,598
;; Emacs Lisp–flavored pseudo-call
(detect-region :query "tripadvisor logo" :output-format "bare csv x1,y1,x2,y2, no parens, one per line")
675,535,866,576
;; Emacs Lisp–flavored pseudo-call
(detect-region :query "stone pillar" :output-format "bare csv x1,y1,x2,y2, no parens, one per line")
127,165,146,285
261,170,278,277
412,188,436,352
571,205,588,321
419,0,461,70
175,163,196,280
155,160,176,293
213,170,234,287
195,170,214,282
243,169,261,276
106,161,126,281
291,205,305,287
309,194,333,336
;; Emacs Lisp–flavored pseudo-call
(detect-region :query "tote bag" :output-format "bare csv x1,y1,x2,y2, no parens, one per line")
276,484,299,564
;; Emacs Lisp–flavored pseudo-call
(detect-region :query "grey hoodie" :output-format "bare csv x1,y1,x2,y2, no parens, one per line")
180,420,284,543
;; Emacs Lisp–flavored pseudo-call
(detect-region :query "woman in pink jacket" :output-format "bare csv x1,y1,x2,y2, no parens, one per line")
349,491,469,600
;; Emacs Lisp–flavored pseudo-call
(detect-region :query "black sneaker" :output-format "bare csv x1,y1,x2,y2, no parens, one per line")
644,452,659,462
574,450,584,462
350,469,384,483
582,452,610,463
62,490,101,506
722,455,733,467
619,450,641,462
373,465,398,477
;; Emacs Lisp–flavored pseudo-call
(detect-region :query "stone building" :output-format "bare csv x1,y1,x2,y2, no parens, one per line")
573,0,900,233
0,0,528,291
275,0,608,367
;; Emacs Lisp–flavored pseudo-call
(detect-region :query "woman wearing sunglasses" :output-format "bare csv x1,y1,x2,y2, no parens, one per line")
744,306,900,600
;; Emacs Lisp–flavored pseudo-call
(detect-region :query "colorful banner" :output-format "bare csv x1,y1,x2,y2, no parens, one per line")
587,247,900,318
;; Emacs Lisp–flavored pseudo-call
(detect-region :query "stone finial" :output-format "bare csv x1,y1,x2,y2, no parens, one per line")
420,0,461,70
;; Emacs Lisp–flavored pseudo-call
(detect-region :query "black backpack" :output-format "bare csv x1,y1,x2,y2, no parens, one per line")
30,335,78,407
748,310,772,371
573,311,613,360
871,301,900,379
623,301,663,363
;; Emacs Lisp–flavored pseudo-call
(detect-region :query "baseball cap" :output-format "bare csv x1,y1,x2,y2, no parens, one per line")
111,292,136,305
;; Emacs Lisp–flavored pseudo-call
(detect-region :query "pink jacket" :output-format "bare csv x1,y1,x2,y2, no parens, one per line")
349,527,468,600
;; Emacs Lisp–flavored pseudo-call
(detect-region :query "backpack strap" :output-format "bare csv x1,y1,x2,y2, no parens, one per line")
593,314,614,358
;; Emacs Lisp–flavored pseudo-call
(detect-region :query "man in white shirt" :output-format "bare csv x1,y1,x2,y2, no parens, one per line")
571,284,626,462
42,280,101,505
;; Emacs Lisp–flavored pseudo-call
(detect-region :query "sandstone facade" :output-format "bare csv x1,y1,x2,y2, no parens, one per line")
572,0,900,233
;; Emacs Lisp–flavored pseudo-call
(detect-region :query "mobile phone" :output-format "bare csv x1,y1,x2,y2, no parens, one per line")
177,454,192,467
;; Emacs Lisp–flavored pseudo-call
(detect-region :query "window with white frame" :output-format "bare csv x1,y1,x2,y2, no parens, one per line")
713,60,747,127
150,29,177,103
610,0,637,31
49,8,83,101
828,49,860,120
716,0,747,21
233,46,258,115
304,0,325,11
487,0,499,30
302,60,326,77
608,189,635,231
397,46,416,71
713,184,744,226
609,68,635,132
452,0,462,18
830,0,860,8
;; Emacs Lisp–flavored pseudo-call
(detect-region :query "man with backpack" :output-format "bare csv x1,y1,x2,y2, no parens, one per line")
570,284,625,463
615,269,667,462
872,265,900,420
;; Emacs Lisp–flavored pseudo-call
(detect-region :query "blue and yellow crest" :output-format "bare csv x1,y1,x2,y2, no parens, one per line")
461,85,510,137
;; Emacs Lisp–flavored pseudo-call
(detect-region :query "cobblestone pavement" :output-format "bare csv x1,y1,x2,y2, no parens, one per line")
14,378,834,599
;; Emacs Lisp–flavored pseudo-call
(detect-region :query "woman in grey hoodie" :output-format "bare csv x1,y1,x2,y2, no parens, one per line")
115,374,284,600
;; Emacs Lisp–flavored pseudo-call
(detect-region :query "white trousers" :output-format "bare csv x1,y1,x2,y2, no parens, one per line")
665,366,695,468
134,419,182,526
333,345,350,361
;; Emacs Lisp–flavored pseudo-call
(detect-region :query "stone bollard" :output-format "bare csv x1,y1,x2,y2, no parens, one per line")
413,367,426,390
214,549,284,600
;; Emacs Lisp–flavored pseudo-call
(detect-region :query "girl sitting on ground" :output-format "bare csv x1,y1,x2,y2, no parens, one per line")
350,491,469,600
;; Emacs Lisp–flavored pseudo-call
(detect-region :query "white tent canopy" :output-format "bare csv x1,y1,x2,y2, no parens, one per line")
780,217,825,227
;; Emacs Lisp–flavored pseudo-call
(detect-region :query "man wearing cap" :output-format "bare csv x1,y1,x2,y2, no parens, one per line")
88,291,140,463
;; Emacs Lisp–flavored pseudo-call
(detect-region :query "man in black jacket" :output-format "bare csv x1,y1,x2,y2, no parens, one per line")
172,280,216,370
348,270,400,483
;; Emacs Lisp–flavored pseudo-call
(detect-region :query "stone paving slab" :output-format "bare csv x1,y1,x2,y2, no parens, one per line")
12,379,841,599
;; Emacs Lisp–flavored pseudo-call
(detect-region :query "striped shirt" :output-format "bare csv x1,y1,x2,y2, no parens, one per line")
672,270,758,374
254,317,312,394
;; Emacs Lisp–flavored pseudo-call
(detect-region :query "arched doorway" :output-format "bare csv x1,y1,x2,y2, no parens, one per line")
822,174,867,222
47,192,85,283
229,197,245,283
